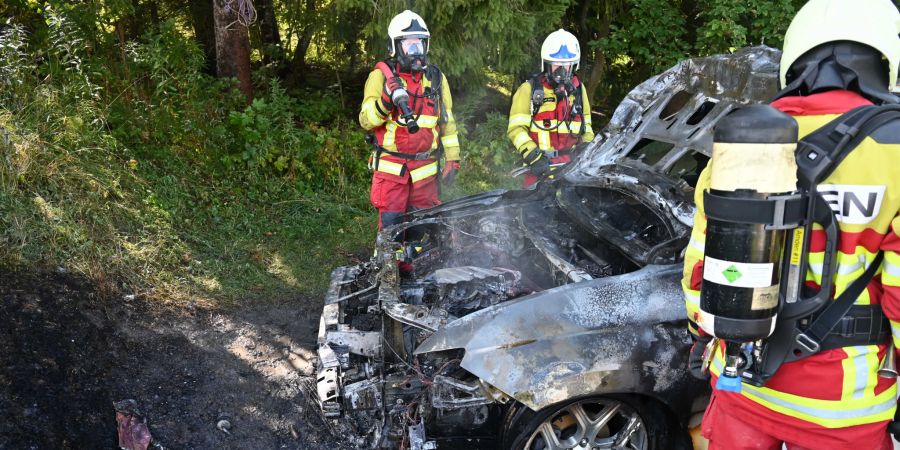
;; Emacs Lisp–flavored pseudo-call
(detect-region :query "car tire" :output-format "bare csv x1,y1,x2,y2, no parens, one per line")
501,395,686,450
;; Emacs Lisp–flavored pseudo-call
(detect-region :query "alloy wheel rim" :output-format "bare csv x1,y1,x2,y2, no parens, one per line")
523,398,648,450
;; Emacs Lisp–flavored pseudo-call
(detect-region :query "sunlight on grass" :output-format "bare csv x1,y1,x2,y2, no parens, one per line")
197,276,222,292
32,195,60,221
266,253,299,288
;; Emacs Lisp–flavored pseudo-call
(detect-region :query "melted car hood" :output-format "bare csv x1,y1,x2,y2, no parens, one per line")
415,265,694,410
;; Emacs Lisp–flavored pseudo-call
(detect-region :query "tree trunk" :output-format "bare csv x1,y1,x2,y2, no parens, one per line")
576,0,592,43
583,2,613,107
286,0,316,87
255,0,282,66
345,39,360,79
125,0,148,40
214,0,253,102
148,0,159,25
189,0,217,75
681,0,699,51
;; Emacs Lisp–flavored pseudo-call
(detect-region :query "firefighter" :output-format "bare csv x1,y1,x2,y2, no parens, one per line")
359,10,460,229
507,29,595,187
682,0,900,449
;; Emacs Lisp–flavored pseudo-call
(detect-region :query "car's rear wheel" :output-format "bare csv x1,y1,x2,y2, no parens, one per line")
503,396,671,450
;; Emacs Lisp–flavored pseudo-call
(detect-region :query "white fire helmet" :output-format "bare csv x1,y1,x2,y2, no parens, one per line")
541,29,580,85
388,10,430,58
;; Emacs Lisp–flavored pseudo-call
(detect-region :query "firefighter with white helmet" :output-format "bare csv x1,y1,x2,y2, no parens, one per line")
359,10,461,230
507,29,594,187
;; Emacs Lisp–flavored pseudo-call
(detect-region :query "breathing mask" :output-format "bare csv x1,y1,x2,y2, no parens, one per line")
396,37,429,72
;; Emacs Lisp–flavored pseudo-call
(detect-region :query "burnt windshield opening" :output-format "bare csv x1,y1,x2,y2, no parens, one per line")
626,138,675,166
387,199,642,294
573,187,672,245
667,150,709,188
658,90,692,121
686,99,717,125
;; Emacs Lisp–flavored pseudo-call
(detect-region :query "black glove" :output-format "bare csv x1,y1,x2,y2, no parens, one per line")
688,336,712,381
520,147,554,178
528,155,552,177
889,405,900,442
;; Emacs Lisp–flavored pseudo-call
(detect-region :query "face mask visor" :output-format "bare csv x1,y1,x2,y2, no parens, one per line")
547,62,576,85
399,37,428,57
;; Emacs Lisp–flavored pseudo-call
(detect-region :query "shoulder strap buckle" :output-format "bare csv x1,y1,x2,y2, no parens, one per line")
794,333,820,354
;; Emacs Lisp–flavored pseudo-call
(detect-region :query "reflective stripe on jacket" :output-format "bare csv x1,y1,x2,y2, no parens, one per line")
372,158,439,183
681,90,900,437
359,64,459,184
507,75,595,154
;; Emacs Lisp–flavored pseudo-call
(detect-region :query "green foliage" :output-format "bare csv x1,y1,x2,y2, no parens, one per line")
696,0,801,53
0,25,30,102
225,81,317,172
335,0,573,81
111,20,237,154
224,81,369,188
598,0,690,75
583,0,806,115
0,10,375,303
445,111,519,199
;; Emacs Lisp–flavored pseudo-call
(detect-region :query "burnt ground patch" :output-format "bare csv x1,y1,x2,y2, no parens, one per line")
0,270,348,449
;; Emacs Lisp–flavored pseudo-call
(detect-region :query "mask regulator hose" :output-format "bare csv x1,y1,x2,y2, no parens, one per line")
376,62,419,134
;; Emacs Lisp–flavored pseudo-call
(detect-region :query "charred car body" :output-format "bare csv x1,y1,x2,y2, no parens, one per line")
316,47,782,449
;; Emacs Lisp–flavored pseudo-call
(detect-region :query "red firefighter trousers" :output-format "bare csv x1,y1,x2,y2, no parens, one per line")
370,172,439,228
702,393,894,450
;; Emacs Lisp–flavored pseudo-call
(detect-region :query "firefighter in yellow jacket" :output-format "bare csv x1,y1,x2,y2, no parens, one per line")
359,10,460,229
683,1,900,448
508,29,594,187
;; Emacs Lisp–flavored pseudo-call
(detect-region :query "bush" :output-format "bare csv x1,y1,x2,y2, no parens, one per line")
223,80,370,190
0,10,376,302
441,112,520,199
225,80,319,172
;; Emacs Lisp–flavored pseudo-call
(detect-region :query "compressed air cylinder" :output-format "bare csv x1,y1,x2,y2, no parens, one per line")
698,105,798,343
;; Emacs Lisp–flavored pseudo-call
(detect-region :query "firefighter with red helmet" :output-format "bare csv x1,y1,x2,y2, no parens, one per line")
683,0,900,448
359,10,460,229
507,29,595,187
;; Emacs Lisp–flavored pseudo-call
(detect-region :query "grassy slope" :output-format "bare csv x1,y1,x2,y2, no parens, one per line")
0,20,519,305
0,115,376,304
0,92,517,306
0,113,516,305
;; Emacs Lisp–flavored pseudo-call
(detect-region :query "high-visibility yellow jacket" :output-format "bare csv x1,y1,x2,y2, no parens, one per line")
507,75,594,157
682,90,900,446
359,63,459,184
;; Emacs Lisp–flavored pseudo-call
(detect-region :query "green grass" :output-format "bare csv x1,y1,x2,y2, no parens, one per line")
0,114,376,304
0,111,517,305
0,15,519,305
0,91,517,306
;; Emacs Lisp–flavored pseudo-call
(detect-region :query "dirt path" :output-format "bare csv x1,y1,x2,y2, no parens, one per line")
0,270,347,449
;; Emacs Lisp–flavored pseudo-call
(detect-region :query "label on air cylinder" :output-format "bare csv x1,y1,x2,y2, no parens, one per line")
789,228,805,266
751,285,780,310
703,256,774,289
710,143,797,193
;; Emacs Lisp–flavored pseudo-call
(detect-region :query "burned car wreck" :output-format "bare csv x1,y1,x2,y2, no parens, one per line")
316,47,782,450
